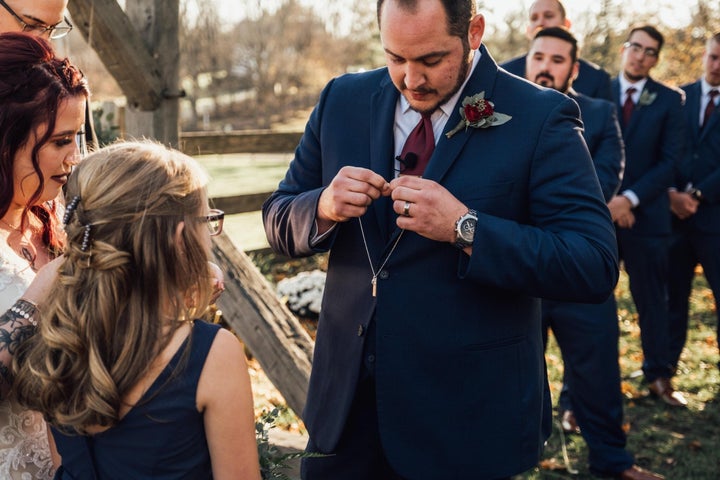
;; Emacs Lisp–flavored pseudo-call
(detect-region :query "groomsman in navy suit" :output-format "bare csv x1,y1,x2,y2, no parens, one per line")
263,1,618,478
527,27,663,480
669,32,720,373
610,25,687,407
501,0,612,101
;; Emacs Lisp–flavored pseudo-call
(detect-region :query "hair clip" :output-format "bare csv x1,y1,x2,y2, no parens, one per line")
63,195,81,225
80,223,92,252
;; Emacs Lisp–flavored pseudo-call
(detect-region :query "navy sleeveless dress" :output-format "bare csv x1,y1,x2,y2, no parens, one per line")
52,320,221,480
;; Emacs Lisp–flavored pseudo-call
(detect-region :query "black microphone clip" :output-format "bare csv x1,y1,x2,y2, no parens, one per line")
395,152,418,171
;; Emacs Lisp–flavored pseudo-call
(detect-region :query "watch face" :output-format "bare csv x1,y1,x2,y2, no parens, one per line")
459,218,476,242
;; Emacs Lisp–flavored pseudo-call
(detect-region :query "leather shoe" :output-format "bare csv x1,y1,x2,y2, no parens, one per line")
560,409,580,434
647,377,688,407
618,465,665,480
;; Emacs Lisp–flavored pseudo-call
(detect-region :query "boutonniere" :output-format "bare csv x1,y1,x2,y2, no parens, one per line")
638,90,657,106
446,92,512,138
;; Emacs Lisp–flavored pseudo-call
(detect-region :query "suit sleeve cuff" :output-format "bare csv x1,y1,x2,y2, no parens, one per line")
621,190,639,208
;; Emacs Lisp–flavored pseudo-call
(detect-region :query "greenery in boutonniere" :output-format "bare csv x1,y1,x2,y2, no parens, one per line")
446,91,512,138
638,90,657,106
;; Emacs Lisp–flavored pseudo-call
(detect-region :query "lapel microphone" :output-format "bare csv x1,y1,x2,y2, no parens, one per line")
395,152,418,171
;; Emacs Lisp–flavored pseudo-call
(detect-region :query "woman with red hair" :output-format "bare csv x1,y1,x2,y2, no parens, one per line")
0,32,88,479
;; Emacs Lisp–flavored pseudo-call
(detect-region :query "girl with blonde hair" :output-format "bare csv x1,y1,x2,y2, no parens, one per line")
12,141,260,480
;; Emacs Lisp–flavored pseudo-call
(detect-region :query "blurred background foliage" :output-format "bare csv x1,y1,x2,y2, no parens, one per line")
57,0,719,133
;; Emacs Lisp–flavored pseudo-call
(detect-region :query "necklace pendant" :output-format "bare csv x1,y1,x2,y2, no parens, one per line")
371,276,377,297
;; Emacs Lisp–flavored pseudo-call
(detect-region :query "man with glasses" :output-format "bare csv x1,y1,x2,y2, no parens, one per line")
0,0,72,39
609,25,688,407
1,0,96,152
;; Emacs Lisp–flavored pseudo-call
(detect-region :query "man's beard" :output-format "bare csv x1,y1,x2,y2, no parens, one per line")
411,40,471,115
624,70,646,82
534,71,571,94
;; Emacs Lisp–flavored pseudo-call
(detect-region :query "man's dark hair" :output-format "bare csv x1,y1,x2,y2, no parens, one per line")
533,26,578,63
377,0,475,39
627,24,664,52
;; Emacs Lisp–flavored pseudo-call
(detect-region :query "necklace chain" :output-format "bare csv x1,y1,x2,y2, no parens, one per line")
358,217,404,297
0,217,21,231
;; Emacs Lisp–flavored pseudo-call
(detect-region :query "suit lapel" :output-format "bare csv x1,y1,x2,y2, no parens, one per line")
369,76,400,243
424,45,499,184
687,82,702,141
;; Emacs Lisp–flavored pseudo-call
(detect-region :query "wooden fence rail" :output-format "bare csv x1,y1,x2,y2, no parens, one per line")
189,130,314,417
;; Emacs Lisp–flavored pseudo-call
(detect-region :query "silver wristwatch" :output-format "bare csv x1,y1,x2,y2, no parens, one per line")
453,209,478,249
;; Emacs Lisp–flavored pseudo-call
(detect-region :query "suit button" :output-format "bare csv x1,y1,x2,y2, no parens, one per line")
379,270,390,280
367,354,375,363
357,324,364,336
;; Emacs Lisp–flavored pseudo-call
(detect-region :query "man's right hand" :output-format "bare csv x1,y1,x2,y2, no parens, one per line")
669,190,699,219
316,166,391,234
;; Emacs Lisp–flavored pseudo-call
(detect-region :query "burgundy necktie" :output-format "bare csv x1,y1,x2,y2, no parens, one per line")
622,87,636,126
702,89,719,128
399,113,435,176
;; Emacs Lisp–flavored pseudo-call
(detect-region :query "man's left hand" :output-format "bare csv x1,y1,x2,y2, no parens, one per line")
389,176,467,243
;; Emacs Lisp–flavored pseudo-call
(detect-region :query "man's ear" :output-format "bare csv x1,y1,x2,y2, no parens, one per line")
468,14,485,50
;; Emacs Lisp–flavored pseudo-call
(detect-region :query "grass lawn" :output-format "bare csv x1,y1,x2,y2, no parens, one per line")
518,271,719,479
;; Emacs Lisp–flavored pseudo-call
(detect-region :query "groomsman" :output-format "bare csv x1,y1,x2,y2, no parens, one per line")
609,25,687,407
668,32,720,373
527,27,663,480
501,0,612,100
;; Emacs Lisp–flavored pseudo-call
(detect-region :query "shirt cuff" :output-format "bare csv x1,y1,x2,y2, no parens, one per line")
310,220,336,247
621,190,639,208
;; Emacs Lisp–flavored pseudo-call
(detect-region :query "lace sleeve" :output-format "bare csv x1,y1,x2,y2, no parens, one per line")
0,300,37,401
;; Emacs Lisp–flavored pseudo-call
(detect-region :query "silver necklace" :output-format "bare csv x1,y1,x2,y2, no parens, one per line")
358,217,404,297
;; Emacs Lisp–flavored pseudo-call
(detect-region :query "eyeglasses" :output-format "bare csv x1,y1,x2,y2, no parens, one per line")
0,0,73,39
623,42,659,58
74,128,89,159
203,209,224,236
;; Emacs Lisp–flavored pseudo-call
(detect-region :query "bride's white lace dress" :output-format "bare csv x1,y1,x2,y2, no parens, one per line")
0,249,54,479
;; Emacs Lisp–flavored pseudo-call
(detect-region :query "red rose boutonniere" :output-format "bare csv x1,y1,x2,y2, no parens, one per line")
446,91,512,138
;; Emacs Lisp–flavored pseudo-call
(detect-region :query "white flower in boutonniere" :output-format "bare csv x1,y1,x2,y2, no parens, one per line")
446,91,512,138
638,90,657,107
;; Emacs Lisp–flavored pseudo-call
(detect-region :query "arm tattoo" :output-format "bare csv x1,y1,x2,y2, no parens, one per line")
0,300,39,401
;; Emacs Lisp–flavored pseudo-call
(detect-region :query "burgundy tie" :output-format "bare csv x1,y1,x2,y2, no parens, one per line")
703,89,719,128
622,87,636,126
399,113,435,176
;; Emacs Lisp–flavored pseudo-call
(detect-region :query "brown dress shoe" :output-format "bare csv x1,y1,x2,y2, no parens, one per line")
618,465,665,480
560,409,580,434
647,377,688,407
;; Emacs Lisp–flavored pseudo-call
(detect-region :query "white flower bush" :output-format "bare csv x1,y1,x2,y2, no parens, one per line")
276,269,326,317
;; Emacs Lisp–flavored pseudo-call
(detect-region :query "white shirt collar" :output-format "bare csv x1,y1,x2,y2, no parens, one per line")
701,78,720,97
619,75,648,102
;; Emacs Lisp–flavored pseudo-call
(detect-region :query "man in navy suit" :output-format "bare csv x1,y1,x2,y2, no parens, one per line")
501,0,612,101
609,25,687,407
669,32,720,375
263,1,618,478
526,26,663,480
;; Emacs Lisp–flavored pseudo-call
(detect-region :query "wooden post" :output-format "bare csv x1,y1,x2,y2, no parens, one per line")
123,0,181,147
211,232,313,417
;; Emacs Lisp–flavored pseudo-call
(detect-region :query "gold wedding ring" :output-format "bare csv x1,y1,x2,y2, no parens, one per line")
403,201,411,217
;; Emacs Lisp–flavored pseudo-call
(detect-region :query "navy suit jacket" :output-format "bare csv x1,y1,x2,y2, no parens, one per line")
263,46,618,479
502,55,613,101
676,81,720,234
611,77,685,235
570,91,625,201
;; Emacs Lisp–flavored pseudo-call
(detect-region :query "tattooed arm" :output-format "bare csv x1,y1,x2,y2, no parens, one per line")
0,300,37,400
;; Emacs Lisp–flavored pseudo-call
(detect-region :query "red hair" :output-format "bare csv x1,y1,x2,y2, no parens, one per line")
0,32,90,254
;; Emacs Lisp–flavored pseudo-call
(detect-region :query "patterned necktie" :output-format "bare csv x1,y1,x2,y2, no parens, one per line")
398,113,435,176
703,89,719,128
622,87,636,126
